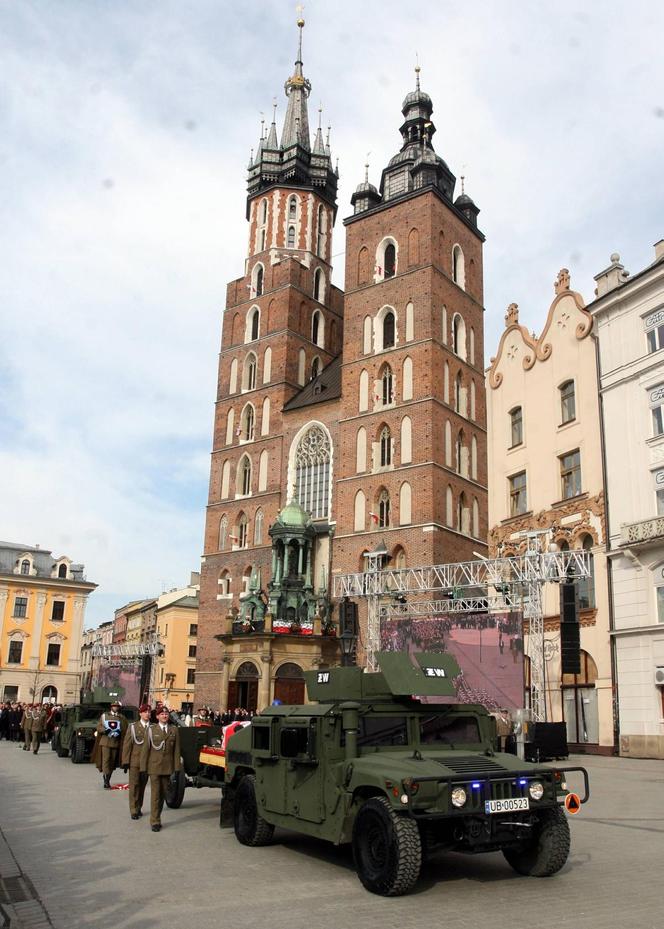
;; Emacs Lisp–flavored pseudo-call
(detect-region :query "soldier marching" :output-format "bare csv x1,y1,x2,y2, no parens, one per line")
139,705,181,832
92,699,128,788
121,703,151,820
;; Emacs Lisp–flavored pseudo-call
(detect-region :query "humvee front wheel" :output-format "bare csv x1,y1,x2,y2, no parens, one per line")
503,807,571,877
55,734,69,758
234,775,274,846
352,796,422,896
70,737,87,764
165,767,186,809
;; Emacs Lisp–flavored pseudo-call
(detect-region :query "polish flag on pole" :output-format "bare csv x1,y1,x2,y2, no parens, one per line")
369,512,379,524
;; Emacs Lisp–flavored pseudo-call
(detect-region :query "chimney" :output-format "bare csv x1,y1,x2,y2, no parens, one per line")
594,252,630,297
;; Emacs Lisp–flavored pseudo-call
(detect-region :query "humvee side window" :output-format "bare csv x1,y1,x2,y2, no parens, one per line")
280,727,309,758
419,715,480,745
253,725,271,751
356,716,408,748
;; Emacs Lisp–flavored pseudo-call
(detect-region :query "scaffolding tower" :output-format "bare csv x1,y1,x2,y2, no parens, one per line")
333,534,590,722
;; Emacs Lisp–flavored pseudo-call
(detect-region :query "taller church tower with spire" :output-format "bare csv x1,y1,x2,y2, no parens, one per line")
195,28,488,709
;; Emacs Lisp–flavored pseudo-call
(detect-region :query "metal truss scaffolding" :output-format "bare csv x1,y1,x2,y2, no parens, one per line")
333,537,590,722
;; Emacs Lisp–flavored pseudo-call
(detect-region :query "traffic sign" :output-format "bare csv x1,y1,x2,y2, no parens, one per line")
564,792,581,814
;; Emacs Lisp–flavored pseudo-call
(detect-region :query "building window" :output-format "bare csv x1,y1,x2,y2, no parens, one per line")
452,313,467,360
8,640,23,664
657,488,664,516
313,268,322,302
188,644,197,658
189,623,198,636
13,597,27,618
317,205,325,257
577,535,595,609
288,196,297,220
383,311,395,349
238,513,249,548
378,490,391,528
381,365,394,405
246,307,260,343
560,380,576,424
219,515,228,551
384,243,396,279
20,560,30,575
287,225,296,248
46,643,61,666
380,426,392,467
187,669,196,685
241,405,255,441
240,457,252,496
452,245,465,290
294,424,331,519
312,309,324,346
560,450,582,499
243,354,257,391
255,509,264,545
651,384,664,436
647,322,664,354
255,266,264,299
58,563,67,578
657,583,664,624
509,407,523,447
51,601,65,622
310,357,320,380
509,471,527,516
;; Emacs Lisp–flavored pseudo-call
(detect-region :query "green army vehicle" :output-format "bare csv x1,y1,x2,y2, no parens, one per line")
222,652,589,897
164,723,225,809
53,688,138,763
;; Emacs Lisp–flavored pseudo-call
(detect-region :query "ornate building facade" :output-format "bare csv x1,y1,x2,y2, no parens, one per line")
486,271,613,752
195,22,488,711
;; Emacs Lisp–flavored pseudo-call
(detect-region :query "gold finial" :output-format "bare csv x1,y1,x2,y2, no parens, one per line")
296,4,305,28
318,103,323,128
260,113,265,139
415,52,421,90
460,175,465,195
272,98,277,122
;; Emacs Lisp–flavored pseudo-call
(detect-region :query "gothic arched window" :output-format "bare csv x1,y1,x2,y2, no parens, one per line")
254,509,264,546
294,424,332,519
288,196,297,220
255,266,264,299
313,268,322,302
311,356,320,379
383,311,395,349
381,365,394,405
58,563,67,578
238,513,248,549
287,225,296,248
384,243,396,279
239,456,252,496
241,404,255,441
380,426,392,467
219,515,228,551
378,489,391,528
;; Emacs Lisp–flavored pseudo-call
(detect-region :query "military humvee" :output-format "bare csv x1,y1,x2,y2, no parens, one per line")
53,688,138,763
223,652,589,897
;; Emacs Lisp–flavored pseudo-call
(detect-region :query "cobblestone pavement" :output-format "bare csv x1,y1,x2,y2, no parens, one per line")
0,742,662,929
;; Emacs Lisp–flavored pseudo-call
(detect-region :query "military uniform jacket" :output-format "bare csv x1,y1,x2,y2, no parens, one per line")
139,723,181,776
121,719,150,768
95,712,128,749
31,708,48,733
21,711,33,732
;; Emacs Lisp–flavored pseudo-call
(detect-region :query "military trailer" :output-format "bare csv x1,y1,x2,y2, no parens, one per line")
222,652,589,897
164,724,225,809
52,688,138,764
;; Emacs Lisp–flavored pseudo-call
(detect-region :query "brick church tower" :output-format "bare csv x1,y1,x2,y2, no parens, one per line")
195,20,343,709
333,66,488,609
195,28,488,709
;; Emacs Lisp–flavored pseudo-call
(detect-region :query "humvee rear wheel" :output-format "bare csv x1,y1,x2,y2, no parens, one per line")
503,807,571,877
234,775,274,847
165,767,186,809
352,796,422,896
70,737,87,764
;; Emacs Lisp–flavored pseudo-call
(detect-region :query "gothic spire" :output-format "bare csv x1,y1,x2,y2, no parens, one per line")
280,16,311,150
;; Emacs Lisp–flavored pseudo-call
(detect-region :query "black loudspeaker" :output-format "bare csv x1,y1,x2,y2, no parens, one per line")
340,599,358,637
560,583,581,675
525,722,569,761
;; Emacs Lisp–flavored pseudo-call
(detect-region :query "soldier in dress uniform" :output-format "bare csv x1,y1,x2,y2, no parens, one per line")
121,703,151,820
21,704,33,751
31,703,48,754
140,705,181,832
94,700,128,788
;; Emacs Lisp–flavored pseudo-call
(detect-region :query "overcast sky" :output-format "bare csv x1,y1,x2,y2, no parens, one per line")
1,1,662,627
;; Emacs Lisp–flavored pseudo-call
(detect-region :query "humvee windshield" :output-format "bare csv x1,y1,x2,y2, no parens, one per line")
356,716,409,748
77,708,103,722
419,714,480,745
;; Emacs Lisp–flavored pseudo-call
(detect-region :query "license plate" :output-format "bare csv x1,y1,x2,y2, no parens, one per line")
485,797,530,814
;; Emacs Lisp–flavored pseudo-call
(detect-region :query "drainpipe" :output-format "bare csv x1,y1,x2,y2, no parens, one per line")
593,330,620,754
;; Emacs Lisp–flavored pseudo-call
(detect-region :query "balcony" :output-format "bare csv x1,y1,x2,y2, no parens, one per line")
621,516,664,547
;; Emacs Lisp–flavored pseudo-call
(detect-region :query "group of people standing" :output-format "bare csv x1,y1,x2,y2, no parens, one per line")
0,702,59,753
92,700,181,833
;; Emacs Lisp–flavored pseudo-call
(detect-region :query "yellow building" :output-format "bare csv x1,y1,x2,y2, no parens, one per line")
152,581,199,713
0,542,96,704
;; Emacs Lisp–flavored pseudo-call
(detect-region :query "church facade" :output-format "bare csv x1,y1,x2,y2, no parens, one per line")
195,22,488,712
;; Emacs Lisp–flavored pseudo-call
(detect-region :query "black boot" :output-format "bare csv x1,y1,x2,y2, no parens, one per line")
103,774,111,789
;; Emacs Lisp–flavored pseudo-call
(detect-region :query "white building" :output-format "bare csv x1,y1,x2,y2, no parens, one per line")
590,241,664,759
